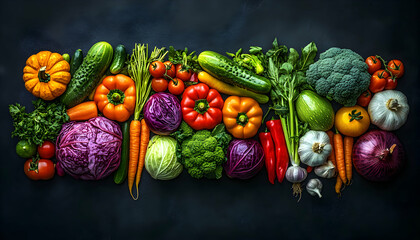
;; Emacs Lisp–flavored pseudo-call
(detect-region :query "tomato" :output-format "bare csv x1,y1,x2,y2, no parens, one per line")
24,159,55,180
168,78,185,95
385,76,398,90
335,105,370,137
387,59,404,78
38,140,55,159
149,61,166,78
365,56,381,75
16,140,37,158
356,90,372,107
151,78,168,92
175,64,192,81
163,61,176,79
369,70,389,93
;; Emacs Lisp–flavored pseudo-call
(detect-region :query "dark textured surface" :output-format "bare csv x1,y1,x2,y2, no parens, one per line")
1,0,419,239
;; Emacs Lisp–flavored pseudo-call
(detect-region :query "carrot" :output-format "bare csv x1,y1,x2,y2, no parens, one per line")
344,136,354,184
66,101,98,121
334,131,347,184
133,119,150,200
335,175,343,196
128,120,141,199
326,130,336,167
128,44,166,200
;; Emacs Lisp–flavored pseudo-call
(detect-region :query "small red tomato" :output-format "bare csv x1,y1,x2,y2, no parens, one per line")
357,90,373,107
38,140,55,159
385,76,398,90
365,56,381,75
168,78,185,95
369,70,389,93
151,78,168,92
149,61,166,78
163,61,176,79
24,159,55,180
387,59,404,78
175,64,192,81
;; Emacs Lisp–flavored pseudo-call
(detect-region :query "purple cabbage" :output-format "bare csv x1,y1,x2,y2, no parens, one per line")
143,92,182,135
56,117,122,180
224,139,265,180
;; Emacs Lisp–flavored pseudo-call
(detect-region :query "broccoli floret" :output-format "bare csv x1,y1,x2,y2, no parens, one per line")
306,47,371,106
180,129,229,179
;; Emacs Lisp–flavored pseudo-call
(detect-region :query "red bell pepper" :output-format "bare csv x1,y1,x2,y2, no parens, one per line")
181,83,224,130
259,132,276,184
266,119,289,183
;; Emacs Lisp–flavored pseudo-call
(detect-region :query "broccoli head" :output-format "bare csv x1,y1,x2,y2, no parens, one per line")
180,130,227,179
306,47,371,106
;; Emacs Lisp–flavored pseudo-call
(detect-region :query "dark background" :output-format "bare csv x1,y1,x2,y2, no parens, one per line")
1,0,419,239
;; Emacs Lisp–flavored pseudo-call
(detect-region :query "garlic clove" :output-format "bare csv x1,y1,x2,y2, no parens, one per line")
306,178,323,198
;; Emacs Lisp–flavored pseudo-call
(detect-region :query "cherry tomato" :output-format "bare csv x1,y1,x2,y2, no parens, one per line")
387,59,404,78
369,70,389,93
365,56,381,75
385,76,398,90
151,78,168,92
24,159,55,180
356,90,372,107
38,140,55,159
149,61,166,78
163,61,176,79
175,64,192,81
168,78,185,95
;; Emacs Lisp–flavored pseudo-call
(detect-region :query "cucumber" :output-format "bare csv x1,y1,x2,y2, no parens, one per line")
60,41,113,108
114,121,130,184
62,53,70,63
296,90,335,131
110,44,127,74
70,49,83,76
198,51,271,94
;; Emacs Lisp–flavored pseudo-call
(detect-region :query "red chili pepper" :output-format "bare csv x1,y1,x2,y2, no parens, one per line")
258,132,276,184
266,119,289,183
306,166,313,173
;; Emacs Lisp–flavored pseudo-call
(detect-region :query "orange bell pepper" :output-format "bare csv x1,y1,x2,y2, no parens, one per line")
222,96,263,139
93,74,136,122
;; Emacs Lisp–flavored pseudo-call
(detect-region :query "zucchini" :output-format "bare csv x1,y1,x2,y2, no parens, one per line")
60,41,113,108
198,51,271,94
114,121,130,184
110,44,127,74
70,49,83,76
62,53,70,63
296,90,335,131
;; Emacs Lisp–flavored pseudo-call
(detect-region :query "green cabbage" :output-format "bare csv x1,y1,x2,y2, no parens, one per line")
145,135,183,180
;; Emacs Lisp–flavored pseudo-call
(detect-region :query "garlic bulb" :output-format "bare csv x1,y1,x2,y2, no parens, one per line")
285,165,308,183
368,90,409,131
314,161,336,178
298,130,332,167
306,178,323,198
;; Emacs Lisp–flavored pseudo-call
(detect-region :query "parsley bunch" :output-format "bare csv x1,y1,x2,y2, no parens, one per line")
168,46,202,72
9,99,69,145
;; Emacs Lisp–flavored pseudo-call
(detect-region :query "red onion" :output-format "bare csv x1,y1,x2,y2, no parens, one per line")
353,130,405,182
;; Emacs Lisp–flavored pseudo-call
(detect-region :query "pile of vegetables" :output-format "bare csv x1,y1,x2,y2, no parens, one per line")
9,38,410,201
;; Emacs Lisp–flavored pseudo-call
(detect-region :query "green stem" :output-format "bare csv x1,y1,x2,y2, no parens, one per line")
280,116,291,161
294,109,300,165
236,112,249,126
38,66,50,83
